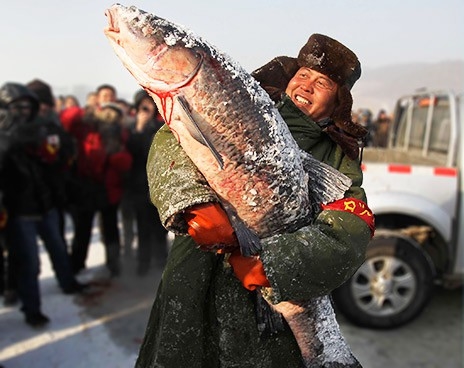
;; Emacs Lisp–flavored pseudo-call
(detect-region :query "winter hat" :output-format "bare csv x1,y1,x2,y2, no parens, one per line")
26,79,55,107
252,34,361,99
252,56,300,103
297,34,366,159
297,33,361,90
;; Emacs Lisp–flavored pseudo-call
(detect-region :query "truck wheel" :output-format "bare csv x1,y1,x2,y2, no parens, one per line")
333,234,435,329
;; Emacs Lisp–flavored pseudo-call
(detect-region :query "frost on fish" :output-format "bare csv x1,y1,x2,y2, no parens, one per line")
312,297,361,367
267,296,362,368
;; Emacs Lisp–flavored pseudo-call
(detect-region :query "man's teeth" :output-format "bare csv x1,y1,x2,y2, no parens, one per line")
295,95,309,104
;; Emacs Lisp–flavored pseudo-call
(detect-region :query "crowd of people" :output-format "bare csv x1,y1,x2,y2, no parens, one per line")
0,79,167,328
353,107,392,148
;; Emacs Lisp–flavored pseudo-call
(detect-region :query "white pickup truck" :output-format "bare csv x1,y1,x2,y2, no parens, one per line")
333,89,464,328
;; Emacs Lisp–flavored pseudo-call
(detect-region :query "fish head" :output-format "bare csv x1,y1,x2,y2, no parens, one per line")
104,4,203,93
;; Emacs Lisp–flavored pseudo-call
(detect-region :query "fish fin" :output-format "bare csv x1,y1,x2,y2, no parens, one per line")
175,95,224,170
221,201,261,256
300,150,352,212
231,218,262,257
254,289,285,337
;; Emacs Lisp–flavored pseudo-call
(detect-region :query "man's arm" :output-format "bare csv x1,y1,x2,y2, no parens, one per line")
147,124,219,234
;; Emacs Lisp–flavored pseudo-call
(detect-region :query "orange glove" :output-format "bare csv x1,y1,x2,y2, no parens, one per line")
228,249,270,291
184,202,238,251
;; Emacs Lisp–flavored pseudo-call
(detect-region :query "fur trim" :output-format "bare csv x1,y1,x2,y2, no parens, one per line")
332,85,368,139
325,124,362,160
251,56,299,103
323,86,367,160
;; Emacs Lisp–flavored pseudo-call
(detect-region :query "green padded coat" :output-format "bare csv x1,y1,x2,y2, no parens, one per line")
136,95,372,368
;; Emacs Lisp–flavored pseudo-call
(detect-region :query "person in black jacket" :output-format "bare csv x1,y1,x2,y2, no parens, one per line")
0,82,87,328
125,89,167,276
0,88,19,306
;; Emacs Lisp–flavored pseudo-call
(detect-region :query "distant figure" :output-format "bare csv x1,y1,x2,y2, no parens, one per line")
61,96,132,277
96,84,117,107
27,79,76,242
63,95,80,110
55,95,65,114
0,82,88,328
372,109,391,147
26,79,61,126
357,108,374,147
125,89,167,275
85,92,98,110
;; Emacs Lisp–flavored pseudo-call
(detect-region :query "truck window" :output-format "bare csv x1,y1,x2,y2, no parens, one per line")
393,94,451,158
428,97,451,153
409,102,428,148
393,103,408,148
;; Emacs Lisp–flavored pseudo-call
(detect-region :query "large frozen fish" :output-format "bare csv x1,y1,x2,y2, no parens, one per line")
104,4,360,367
104,3,351,257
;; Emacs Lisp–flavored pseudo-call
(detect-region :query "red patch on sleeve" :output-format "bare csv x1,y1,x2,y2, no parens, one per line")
321,198,375,237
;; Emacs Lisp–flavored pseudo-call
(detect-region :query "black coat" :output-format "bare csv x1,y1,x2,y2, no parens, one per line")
1,117,75,216
2,122,53,216
125,120,161,197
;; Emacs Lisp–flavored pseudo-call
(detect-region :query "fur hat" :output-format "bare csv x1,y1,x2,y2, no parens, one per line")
252,34,367,160
252,56,300,103
26,79,55,107
297,34,361,90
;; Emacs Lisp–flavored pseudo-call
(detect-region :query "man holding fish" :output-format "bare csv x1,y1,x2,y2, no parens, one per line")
104,5,374,367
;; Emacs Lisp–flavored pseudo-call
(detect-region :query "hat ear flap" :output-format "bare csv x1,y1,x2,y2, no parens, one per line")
325,124,361,160
332,85,368,139
324,85,368,160
252,56,299,103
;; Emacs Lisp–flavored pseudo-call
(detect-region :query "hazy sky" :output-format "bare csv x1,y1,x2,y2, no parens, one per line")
1,0,463,103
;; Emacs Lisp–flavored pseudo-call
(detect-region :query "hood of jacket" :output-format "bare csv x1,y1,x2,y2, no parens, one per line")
0,82,40,123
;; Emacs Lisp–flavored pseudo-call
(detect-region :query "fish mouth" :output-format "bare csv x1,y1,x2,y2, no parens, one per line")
104,8,121,44
104,5,204,92
104,8,114,28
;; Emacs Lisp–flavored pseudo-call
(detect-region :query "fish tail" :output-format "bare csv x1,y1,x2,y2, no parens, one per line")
301,151,352,207
254,289,285,337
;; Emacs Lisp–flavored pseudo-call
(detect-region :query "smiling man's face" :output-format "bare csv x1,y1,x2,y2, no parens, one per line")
285,67,338,122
